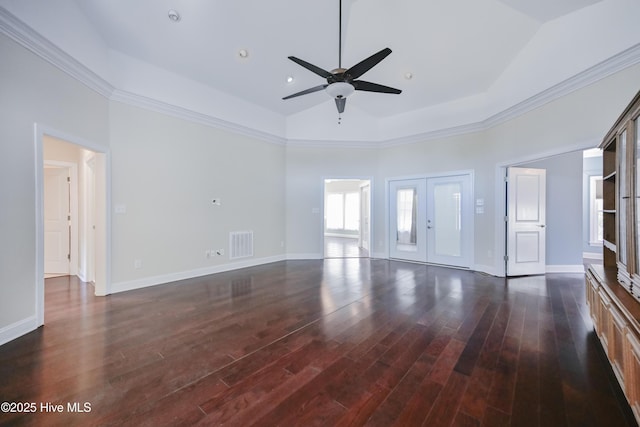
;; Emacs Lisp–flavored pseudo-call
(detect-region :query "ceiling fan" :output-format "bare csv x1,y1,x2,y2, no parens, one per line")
282,0,401,115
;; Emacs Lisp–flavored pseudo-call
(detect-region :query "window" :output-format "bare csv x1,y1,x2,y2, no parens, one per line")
326,192,360,231
589,175,603,245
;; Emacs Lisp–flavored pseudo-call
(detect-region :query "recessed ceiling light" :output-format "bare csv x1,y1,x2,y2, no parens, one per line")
286,76,294,83
404,72,413,80
168,9,181,22
238,49,249,59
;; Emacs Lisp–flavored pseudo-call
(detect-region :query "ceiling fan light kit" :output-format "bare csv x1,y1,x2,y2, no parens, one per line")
325,82,355,99
283,0,401,117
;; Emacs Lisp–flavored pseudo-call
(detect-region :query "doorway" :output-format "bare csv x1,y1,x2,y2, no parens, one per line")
323,179,371,258
388,173,473,268
35,125,110,326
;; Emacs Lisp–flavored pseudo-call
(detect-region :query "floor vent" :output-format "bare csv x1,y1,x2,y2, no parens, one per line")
230,231,253,260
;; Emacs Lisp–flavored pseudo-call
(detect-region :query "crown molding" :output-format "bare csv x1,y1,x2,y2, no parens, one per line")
110,90,286,146
379,121,487,148
2,5,639,149
286,138,381,149
484,42,640,128
378,43,640,148
0,6,114,98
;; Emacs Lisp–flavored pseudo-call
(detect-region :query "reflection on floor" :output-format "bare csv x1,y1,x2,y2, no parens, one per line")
324,236,369,258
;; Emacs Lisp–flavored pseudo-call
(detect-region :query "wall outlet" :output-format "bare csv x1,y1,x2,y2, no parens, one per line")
134,259,142,269
205,250,211,258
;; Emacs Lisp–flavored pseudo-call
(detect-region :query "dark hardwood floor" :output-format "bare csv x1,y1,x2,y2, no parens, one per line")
0,260,636,426
324,236,369,258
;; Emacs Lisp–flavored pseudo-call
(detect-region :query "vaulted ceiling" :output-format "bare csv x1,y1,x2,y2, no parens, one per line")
1,0,639,142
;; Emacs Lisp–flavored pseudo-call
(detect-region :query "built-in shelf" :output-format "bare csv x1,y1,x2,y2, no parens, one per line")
588,89,640,425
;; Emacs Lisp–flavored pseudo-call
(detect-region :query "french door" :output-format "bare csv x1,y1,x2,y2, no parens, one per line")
389,174,472,268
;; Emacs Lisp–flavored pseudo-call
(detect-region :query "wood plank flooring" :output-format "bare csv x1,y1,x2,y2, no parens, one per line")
324,236,369,258
0,259,636,426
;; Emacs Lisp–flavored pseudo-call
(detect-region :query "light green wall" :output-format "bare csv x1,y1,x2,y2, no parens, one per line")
2,26,640,343
284,63,640,271
109,102,286,286
0,33,109,329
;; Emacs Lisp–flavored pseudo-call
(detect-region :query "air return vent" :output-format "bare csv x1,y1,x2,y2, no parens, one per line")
229,231,253,260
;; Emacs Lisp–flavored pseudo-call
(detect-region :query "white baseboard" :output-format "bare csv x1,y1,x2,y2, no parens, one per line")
286,253,323,260
0,315,38,346
474,264,500,277
370,252,387,260
583,252,603,260
111,255,286,294
546,264,586,273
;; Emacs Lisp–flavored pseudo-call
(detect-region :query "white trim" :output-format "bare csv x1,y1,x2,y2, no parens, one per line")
371,252,387,259
286,253,324,260
583,251,603,260
110,90,286,146
2,7,639,147
495,141,600,277
474,264,499,277
0,7,113,98
111,255,286,294
546,265,586,273
324,233,359,239
34,124,112,327
0,316,38,346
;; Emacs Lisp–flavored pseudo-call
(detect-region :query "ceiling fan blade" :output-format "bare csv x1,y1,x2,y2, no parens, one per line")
345,48,392,79
335,97,346,113
282,84,328,100
353,80,402,94
288,56,333,79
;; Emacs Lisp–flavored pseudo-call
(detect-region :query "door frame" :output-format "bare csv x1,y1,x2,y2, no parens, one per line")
35,123,111,326
43,161,78,277
321,176,373,259
359,182,371,252
385,169,475,267
493,141,597,277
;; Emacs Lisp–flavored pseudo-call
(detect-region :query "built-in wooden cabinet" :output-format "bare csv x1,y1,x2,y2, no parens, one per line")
587,89,640,426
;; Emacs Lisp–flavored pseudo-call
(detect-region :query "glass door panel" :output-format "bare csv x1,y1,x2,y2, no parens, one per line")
427,175,472,268
389,179,427,262
619,130,628,268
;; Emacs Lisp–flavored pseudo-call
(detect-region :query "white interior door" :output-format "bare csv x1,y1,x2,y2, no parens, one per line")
389,179,427,262
360,183,370,251
426,175,472,268
44,167,70,275
507,167,546,276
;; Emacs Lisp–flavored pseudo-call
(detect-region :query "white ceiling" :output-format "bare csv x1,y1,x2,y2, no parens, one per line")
1,0,639,141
